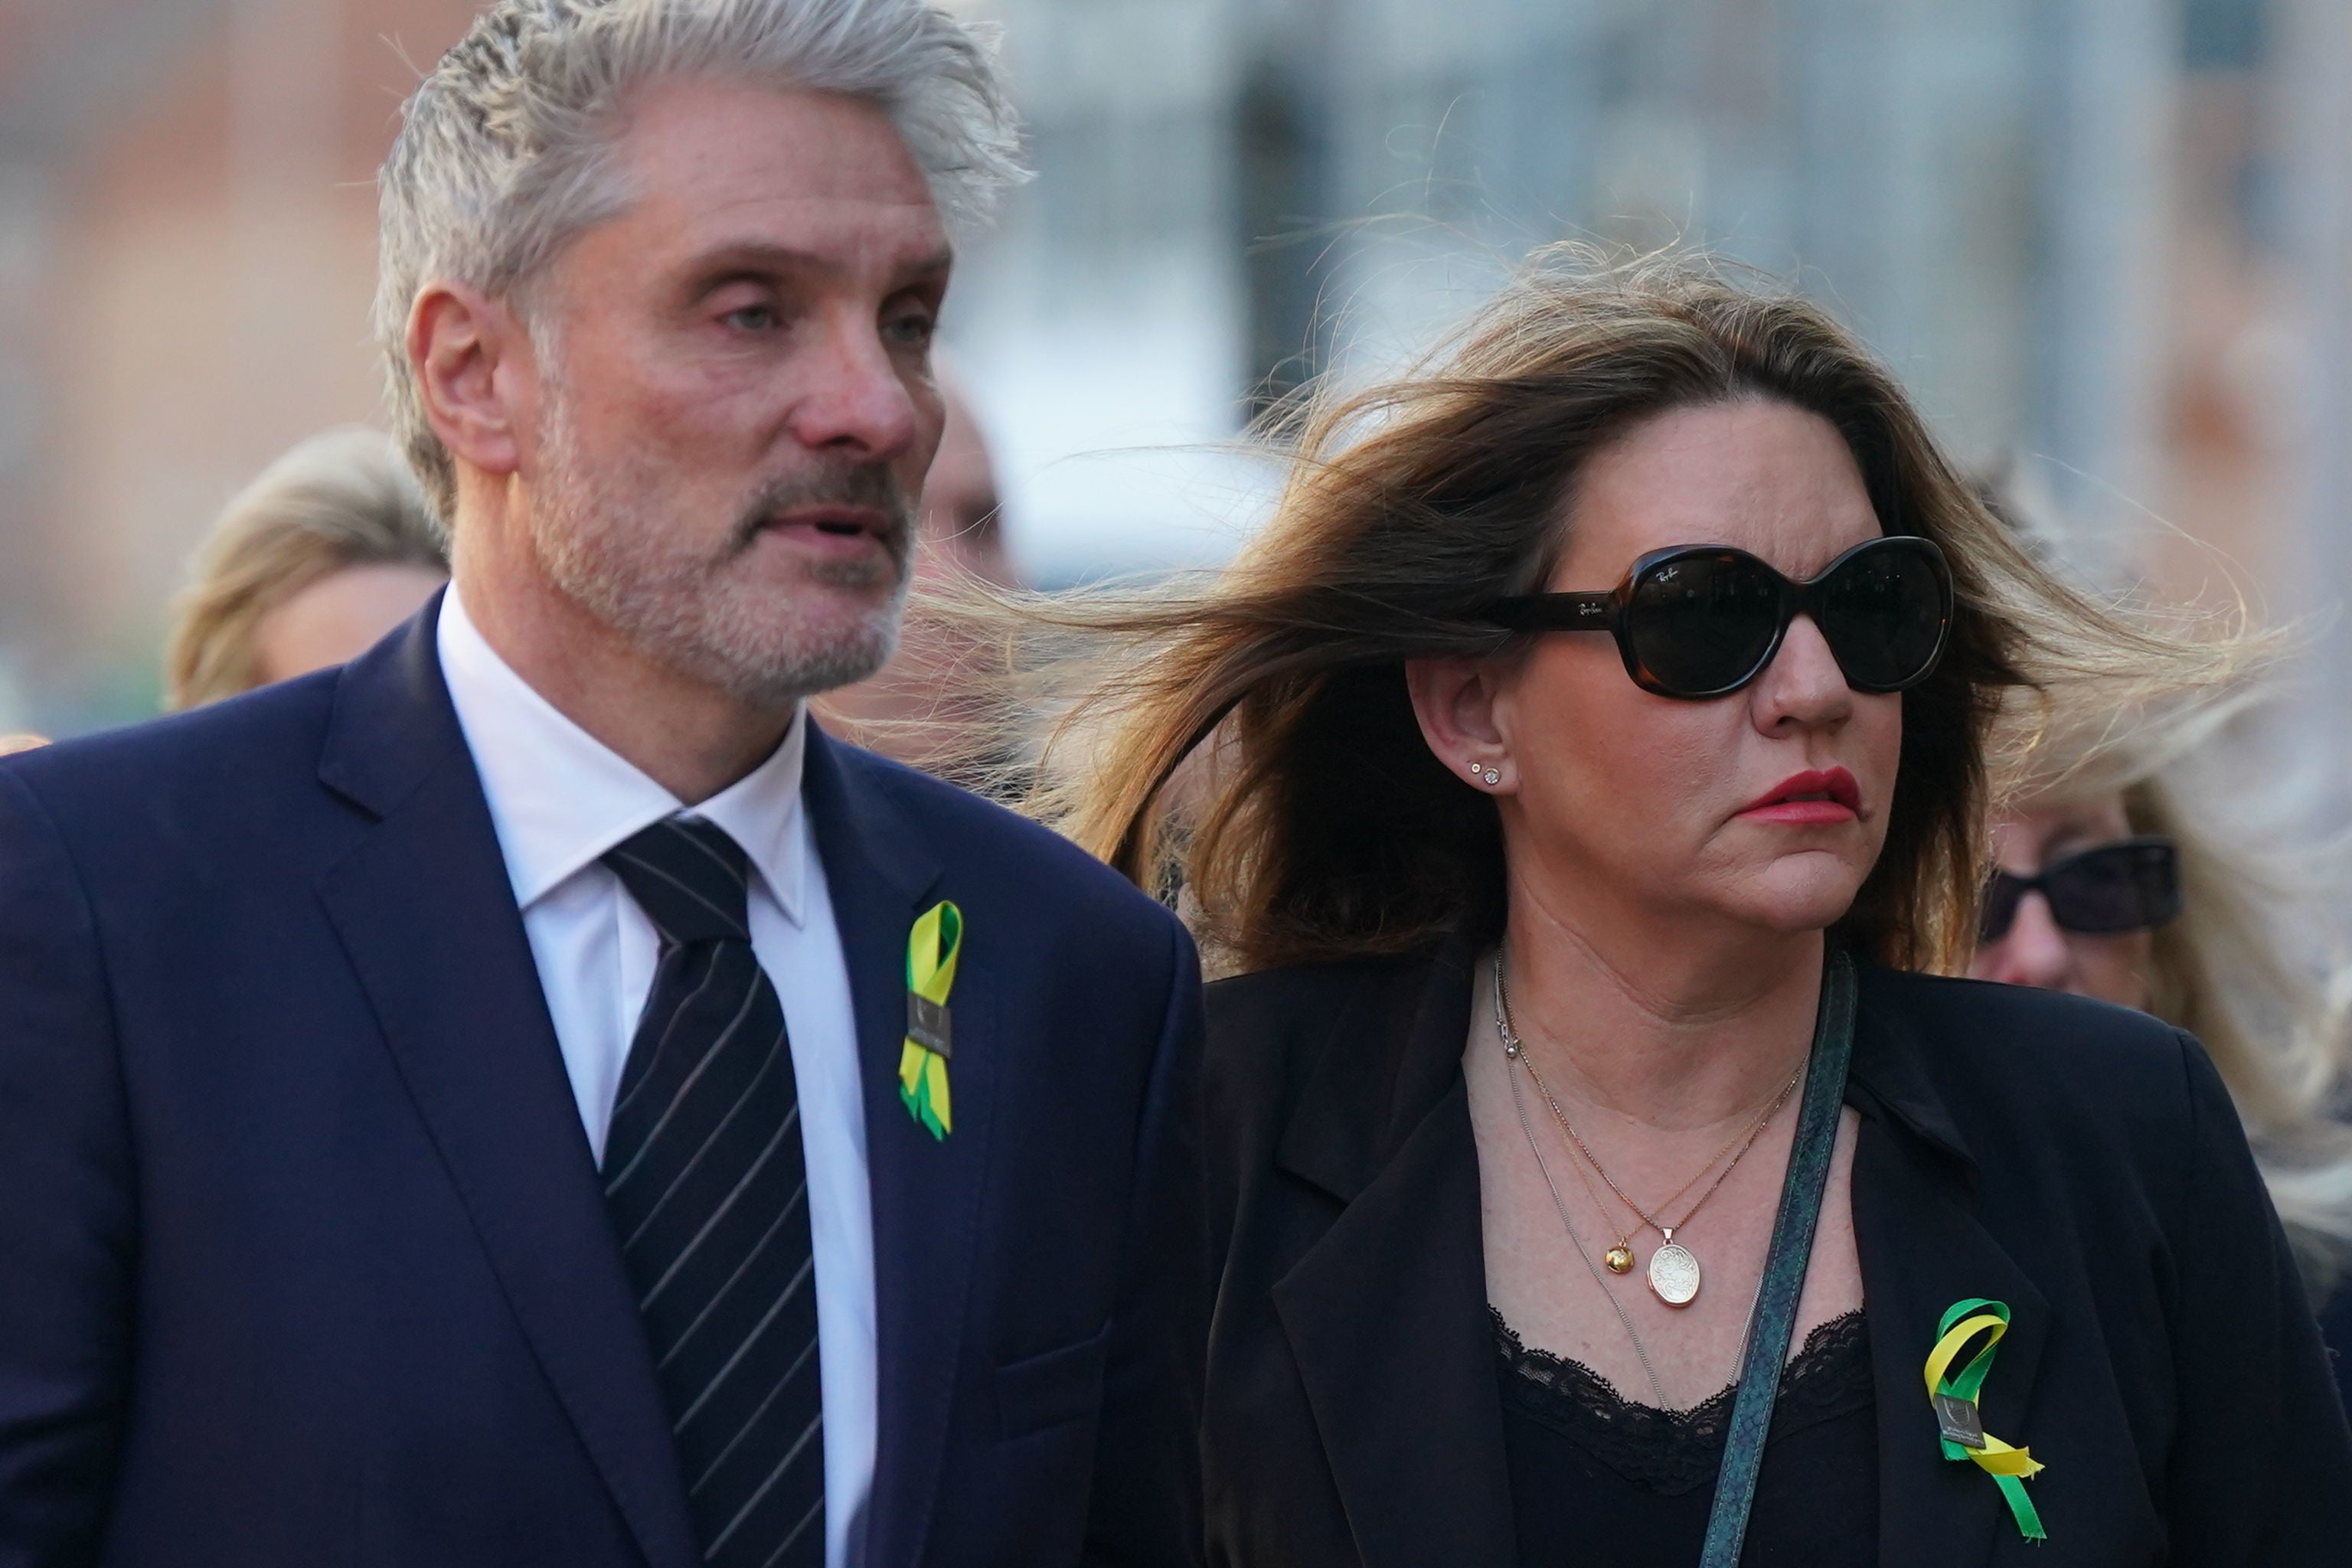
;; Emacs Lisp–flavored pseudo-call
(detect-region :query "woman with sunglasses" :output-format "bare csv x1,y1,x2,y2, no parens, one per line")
1972,821,2180,1005
1970,697,2352,1414
1033,252,2352,1564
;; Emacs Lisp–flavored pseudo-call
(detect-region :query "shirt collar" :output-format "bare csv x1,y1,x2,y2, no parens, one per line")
436,585,809,924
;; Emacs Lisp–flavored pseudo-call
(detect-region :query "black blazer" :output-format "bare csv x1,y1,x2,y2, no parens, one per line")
1200,935,2352,1566
0,599,1204,1568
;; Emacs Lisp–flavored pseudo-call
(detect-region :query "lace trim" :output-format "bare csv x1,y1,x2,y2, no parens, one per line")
1492,1306,1872,1496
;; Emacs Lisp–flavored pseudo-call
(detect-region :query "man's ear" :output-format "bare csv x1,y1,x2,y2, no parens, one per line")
407,281,533,483
1403,655,1517,795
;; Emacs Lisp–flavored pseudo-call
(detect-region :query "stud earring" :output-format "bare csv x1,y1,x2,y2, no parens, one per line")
1481,766,1501,786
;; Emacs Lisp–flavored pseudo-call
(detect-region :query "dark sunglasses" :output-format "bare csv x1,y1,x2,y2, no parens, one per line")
1978,836,2180,943
1484,535,1955,701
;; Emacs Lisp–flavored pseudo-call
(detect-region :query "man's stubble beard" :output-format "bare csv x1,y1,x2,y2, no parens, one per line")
530,384,914,710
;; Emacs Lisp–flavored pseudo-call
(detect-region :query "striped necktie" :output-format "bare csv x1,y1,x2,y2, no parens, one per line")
601,816,825,1567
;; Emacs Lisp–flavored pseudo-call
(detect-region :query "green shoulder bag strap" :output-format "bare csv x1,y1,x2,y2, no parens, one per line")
1697,946,1858,1568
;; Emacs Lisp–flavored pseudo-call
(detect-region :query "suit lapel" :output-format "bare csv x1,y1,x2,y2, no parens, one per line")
1270,939,1520,1567
1847,981,2049,1568
799,730,980,1568
314,602,701,1568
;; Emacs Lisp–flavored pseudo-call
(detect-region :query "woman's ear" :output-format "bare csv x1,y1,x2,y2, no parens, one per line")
1405,656,1516,794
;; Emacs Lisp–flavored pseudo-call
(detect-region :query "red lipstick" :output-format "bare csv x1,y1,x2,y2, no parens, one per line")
1737,767,1861,825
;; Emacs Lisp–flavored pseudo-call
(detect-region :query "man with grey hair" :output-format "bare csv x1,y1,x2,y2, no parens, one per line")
0,4,1204,1566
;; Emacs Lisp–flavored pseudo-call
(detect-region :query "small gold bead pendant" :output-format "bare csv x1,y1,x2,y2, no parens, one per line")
1603,1243,1635,1275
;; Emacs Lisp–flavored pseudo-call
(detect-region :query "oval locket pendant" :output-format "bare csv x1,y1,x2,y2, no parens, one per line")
1648,1236,1700,1306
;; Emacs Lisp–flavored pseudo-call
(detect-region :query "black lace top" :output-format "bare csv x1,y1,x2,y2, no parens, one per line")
1494,1307,1877,1565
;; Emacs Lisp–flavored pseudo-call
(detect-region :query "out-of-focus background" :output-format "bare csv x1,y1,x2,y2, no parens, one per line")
1,0,2347,801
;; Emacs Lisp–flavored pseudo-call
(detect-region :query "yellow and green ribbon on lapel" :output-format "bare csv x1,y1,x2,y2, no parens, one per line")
898,901,962,1140
1926,1298,2046,1541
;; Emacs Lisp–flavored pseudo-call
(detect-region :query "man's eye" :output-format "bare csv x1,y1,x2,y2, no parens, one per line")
885,309,936,347
722,303,779,331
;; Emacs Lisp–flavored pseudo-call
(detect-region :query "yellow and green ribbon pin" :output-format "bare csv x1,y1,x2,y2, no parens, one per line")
1925,1298,2046,1541
898,901,962,1140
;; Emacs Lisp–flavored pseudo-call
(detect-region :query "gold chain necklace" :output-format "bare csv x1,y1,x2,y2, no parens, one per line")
1493,950,1802,1308
1498,1031,1671,1407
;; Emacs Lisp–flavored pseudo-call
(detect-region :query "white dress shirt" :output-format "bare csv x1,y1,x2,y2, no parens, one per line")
437,589,874,1566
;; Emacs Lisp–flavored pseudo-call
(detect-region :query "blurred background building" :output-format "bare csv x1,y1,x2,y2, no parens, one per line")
0,0,2347,812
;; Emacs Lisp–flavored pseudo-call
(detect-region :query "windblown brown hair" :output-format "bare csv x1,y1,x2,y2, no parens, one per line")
1027,250,2241,975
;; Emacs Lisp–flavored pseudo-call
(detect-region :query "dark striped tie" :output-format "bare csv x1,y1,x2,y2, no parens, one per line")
601,817,825,1568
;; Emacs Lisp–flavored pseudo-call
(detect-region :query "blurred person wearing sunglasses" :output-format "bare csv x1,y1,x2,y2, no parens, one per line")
1972,819,2179,1002
1024,251,2352,1563
1971,697,2352,1417
164,426,448,710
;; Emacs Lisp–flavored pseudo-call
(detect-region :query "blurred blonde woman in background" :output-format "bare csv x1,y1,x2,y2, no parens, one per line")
1974,693,2352,1395
164,426,447,709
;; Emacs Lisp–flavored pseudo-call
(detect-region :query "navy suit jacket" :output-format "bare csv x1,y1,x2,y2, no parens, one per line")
0,605,1205,1568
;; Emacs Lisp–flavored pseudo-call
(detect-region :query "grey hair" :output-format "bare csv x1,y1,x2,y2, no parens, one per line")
374,0,1026,522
